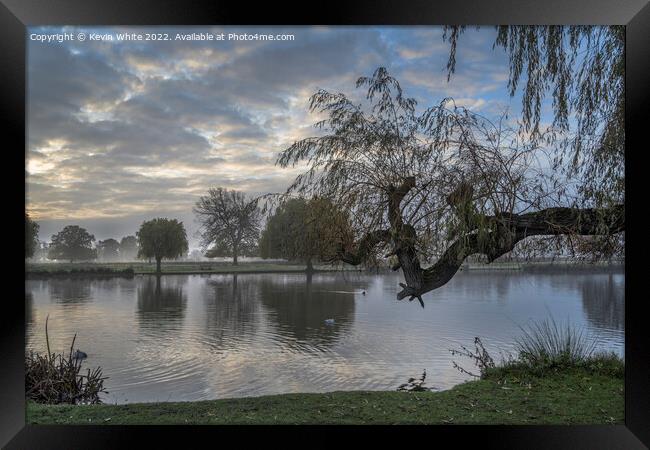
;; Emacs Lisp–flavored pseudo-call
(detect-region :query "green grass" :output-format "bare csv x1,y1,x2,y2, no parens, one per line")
26,365,623,425
485,352,624,381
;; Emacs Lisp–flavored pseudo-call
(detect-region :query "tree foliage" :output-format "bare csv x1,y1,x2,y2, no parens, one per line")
136,218,188,273
47,225,97,262
259,197,353,269
194,187,261,265
26,213,40,258
277,67,624,305
97,238,120,262
119,235,139,261
443,25,624,208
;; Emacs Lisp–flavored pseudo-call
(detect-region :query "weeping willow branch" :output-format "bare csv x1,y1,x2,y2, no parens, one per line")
398,203,624,302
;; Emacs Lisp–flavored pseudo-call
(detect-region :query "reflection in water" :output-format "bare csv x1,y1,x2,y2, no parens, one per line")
48,278,92,304
430,271,516,304
203,274,261,344
25,292,34,348
25,269,625,403
581,274,624,331
25,292,34,327
137,276,187,328
258,274,356,347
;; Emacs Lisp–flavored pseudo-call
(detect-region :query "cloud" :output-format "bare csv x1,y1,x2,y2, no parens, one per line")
26,25,524,247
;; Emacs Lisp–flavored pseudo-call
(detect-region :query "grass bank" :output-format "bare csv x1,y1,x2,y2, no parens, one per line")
27,364,622,425
26,261,359,276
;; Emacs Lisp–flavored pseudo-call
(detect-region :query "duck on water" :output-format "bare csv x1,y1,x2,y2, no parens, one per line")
72,350,87,360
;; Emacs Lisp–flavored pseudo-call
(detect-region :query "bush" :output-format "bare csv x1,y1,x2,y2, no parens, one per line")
25,317,108,404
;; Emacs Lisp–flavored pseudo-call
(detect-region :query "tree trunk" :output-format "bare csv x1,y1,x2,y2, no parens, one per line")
305,258,314,273
233,251,238,266
334,177,624,307
156,257,162,274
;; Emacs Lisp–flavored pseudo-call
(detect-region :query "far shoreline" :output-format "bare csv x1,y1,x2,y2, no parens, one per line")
25,259,624,278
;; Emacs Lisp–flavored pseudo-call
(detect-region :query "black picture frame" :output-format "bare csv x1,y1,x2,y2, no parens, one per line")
2,0,648,448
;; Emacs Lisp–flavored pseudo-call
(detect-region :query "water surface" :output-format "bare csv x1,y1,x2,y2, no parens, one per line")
26,269,624,403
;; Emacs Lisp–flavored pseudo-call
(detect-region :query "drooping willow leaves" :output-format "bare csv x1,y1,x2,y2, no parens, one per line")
444,26,624,210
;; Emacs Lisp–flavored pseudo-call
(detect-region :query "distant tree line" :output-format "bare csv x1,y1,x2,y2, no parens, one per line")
26,186,354,274
192,187,354,271
25,215,189,273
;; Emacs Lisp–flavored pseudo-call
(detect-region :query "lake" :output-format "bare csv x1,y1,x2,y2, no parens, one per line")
25,268,624,404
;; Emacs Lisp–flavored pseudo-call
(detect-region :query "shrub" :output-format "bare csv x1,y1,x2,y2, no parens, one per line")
397,370,435,392
514,316,597,370
450,318,624,380
449,337,496,379
25,317,108,404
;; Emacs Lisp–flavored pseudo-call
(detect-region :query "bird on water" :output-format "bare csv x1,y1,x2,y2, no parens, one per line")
72,350,87,360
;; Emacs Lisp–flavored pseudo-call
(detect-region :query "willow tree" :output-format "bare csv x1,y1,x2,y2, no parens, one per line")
444,26,624,210
136,218,188,274
277,67,624,307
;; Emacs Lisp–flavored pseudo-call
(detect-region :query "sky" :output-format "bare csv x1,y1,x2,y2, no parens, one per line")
26,25,525,250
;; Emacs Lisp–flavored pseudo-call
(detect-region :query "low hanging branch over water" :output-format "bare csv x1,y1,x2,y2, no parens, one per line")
338,177,624,306
277,67,625,308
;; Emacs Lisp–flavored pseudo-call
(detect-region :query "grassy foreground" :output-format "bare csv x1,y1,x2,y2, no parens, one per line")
27,366,623,425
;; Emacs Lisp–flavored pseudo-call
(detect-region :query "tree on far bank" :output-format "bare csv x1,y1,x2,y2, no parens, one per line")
119,235,139,261
136,218,188,274
33,241,49,262
97,238,120,262
47,225,97,263
259,197,354,272
25,213,40,259
204,240,259,259
194,187,261,265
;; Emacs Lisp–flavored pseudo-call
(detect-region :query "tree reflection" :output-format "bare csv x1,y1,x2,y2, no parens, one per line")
581,274,624,331
136,275,187,327
203,274,262,341
48,278,92,304
258,273,357,346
